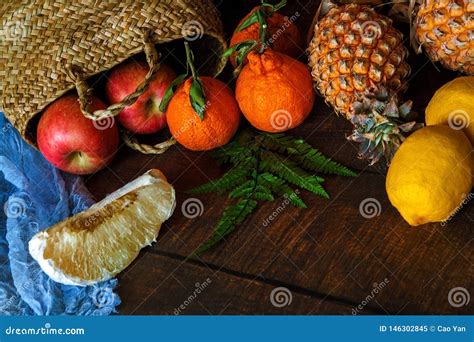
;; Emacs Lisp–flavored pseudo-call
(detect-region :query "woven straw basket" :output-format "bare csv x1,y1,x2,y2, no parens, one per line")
0,0,227,152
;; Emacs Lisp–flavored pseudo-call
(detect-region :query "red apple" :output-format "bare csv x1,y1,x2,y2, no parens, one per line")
105,60,176,134
37,95,119,175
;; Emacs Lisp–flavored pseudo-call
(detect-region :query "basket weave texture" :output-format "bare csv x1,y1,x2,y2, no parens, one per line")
0,0,227,144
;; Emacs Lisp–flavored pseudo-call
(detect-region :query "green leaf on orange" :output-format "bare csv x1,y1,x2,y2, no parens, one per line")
159,73,188,112
189,77,206,121
223,40,255,58
261,0,287,13
236,11,260,32
236,41,258,66
236,0,287,33
255,9,267,42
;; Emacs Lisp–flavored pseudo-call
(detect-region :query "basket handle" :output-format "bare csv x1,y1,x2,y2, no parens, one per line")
122,130,177,154
67,30,176,155
67,30,160,121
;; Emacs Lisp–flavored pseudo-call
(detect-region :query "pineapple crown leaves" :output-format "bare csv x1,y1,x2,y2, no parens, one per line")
159,42,207,120
189,129,356,256
223,0,287,74
347,86,423,165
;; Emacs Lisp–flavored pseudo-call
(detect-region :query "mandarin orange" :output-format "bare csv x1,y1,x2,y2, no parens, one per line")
235,50,314,133
166,77,241,151
229,6,302,67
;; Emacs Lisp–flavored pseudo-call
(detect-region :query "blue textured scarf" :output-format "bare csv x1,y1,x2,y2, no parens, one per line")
0,112,120,315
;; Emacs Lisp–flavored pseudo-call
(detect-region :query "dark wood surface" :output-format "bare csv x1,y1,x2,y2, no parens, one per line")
84,0,473,315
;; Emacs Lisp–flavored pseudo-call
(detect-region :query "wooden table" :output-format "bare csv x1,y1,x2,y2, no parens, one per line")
85,0,473,315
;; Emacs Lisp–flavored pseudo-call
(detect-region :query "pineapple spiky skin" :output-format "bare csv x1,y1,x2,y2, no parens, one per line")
414,0,473,75
308,4,421,165
308,4,412,118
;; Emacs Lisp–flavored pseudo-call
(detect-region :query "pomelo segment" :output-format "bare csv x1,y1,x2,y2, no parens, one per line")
29,169,175,286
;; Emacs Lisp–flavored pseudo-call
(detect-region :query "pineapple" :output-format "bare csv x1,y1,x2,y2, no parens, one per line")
308,3,420,165
414,0,473,75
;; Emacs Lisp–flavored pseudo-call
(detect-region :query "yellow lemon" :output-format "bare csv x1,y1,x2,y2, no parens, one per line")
386,125,473,226
426,76,474,145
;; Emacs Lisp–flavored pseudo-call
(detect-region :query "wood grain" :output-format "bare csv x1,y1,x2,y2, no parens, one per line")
117,252,376,315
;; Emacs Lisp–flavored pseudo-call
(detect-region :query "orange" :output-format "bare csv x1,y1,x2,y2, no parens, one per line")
166,77,241,151
235,50,315,133
229,6,302,67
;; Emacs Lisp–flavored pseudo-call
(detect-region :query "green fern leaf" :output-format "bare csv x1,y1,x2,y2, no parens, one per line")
295,148,357,177
258,172,285,187
211,140,252,165
277,184,307,208
189,129,356,256
190,167,249,195
228,179,255,198
258,173,306,208
261,133,357,177
253,191,275,201
193,199,258,255
260,133,293,153
260,151,329,199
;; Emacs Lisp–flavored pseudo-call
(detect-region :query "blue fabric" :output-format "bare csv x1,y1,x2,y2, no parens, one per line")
0,112,120,315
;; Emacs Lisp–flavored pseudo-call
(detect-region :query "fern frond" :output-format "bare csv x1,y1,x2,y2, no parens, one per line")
253,191,275,201
261,133,357,177
260,151,329,199
258,173,306,208
189,129,355,255
212,141,252,165
193,199,258,255
258,172,285,186
293,147,358,177
260,133,295,154
228,179,255,198
190,167,250,195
